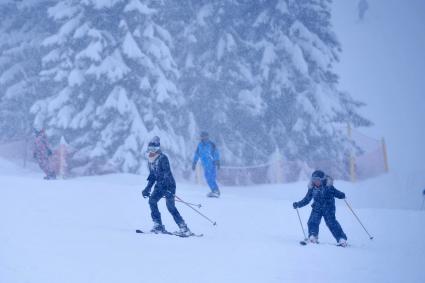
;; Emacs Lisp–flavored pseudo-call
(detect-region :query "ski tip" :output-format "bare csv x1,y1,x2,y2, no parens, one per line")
213,222,217,226
135,229,144,233
299,241,307,246
369,236,374,240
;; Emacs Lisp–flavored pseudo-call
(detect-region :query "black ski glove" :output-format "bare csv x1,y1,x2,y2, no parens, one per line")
293,202,298,209
142,187,151,198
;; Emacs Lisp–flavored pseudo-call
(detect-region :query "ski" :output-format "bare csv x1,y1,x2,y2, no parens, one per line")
135,229,173,235
299,239,348,247
299,240,319,245
172,231,203,238
135,229,203,238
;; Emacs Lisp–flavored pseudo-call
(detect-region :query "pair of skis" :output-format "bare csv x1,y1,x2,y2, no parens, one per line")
135,229,203,238
299,239,348,247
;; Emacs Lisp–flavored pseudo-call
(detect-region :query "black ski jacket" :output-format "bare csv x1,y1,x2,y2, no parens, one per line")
296,184,345,211
145,152,176,192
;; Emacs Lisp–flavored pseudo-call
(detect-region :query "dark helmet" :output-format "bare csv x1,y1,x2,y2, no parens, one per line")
200,131,209,138
147,136,160,153
311,170,325,181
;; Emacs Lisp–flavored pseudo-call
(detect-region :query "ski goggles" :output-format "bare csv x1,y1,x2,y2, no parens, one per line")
311,176,323,182
147,145,160,153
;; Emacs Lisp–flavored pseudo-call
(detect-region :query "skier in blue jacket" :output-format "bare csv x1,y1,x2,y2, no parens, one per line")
293,170,348,246
192,131,221,198
142,136,191,236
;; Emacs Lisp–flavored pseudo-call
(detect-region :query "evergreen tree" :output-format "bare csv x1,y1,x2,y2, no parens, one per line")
32,0,190,174
0,0,370,179
0,1,53,140
172,0,370,176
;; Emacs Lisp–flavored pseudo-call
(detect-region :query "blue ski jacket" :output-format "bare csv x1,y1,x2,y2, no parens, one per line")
192,141,220,169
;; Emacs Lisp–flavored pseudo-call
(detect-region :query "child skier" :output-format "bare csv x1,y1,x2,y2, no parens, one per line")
142,136,192,236
293,170,348,247
33,128,56,180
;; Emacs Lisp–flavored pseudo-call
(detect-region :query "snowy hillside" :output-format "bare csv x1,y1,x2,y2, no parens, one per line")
1,158,424,283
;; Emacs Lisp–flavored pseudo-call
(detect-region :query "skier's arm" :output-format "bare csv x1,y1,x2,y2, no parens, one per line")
332,187,346,199
142,173,155,198
296,189,313,208
145,173,155,190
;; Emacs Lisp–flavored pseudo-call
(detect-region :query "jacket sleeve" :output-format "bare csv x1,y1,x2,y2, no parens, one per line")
297,188,313,208
192,144,200,165
331,186,346,199
145,172,156,190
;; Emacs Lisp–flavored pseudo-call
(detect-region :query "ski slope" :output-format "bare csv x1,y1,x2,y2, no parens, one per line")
1,159,424,283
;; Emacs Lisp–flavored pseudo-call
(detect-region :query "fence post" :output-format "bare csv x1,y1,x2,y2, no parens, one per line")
57,136,68,179
275,159,283,183
347,123,357,182
381,137,389,172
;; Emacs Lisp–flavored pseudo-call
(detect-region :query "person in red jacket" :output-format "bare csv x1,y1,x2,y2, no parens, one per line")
33,128,56,180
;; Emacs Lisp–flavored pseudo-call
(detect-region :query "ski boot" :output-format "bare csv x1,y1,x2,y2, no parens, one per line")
206,189,220,198
309,235,319,244
174,222,192,237
150,222,166,234
337,238,348,247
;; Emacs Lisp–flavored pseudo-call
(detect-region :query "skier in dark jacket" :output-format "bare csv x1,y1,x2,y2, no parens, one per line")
142,136,191,236
33,128,56,180
192,131,221,198
293,170,347,246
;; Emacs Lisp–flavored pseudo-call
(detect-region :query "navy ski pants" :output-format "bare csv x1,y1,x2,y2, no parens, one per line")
307,208,347,241
148,188,184,226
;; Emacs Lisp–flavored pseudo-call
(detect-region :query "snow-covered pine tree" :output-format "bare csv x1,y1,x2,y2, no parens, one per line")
172,0,370,177
168,0,272,165
254,0,371,177
0,1,54,140
32,0,190,174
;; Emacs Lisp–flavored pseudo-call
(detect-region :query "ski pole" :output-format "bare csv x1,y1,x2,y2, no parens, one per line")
344,199,374,240
295,208,307,241
175,198,202,209
174,195,217,226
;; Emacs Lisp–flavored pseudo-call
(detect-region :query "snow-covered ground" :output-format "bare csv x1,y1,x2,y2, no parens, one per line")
1,158,424,283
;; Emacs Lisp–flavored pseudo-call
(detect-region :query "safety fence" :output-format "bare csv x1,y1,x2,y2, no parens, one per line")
195,127,389,186
0,137,69,178
1,126,388,185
